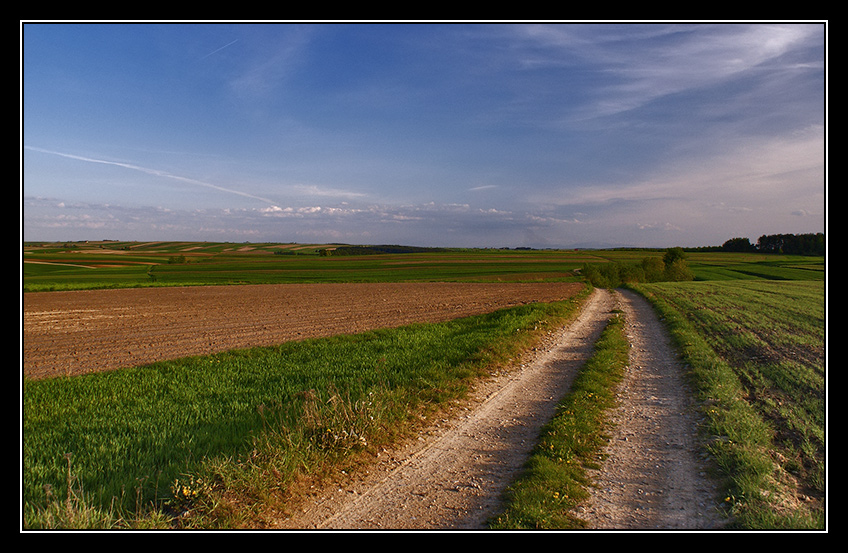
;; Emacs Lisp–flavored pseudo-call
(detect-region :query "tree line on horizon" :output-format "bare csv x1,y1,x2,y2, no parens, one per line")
710,232,824,256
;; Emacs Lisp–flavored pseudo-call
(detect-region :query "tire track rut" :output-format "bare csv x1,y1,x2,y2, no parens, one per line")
277,288,617,529
276,288,724,530
575,289,724,529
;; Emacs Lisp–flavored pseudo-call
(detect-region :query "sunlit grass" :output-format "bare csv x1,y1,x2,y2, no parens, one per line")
23,288,590,529
629,280,825,529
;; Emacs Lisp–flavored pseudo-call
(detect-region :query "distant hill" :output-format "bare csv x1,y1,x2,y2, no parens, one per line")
322,245,449,256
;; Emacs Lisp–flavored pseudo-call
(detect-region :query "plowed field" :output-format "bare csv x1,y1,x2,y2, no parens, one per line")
23,282,583,380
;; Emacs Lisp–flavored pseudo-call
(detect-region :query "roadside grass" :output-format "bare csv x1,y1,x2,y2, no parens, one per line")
628,280,825,529
22,287,590,529
488,307,629,529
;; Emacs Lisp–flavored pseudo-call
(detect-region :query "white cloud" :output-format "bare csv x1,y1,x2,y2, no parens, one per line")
227,25,318,100
287,183,368,199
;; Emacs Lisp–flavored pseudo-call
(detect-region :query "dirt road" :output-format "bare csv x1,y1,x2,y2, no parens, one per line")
575,289,724,529
275,288,725,530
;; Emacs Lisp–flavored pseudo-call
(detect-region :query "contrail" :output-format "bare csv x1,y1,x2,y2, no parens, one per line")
25,146,278,206
200,39,238,60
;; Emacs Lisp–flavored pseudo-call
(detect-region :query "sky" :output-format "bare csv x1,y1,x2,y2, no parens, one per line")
21,22,827,249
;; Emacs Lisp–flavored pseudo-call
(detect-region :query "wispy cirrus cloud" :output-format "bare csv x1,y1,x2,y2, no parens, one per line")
226,25,319,100
499,23,823,122
24,146,280,207
585,126,821,206
199,39,238,61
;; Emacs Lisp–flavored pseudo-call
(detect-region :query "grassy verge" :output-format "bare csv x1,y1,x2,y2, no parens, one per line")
628,281,825,529
23,287,590,529
488,307,629,529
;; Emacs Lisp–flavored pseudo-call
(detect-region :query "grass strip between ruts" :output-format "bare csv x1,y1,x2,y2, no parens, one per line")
489,308,629,529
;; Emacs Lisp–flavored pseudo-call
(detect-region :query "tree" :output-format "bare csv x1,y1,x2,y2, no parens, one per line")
756,233,825,255
619,264,646,284
722,237,753,252
662,247,686,266
641,257,665,282
664,259,695,282
662,247,694,282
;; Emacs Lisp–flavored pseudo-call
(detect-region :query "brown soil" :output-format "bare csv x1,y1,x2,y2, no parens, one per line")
23,282,583,380
23,283,725,530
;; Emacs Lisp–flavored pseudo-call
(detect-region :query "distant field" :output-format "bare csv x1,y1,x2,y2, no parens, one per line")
684,252,825,281
22,241,824,291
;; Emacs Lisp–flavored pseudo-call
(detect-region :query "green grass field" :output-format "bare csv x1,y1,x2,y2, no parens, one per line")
23,241,589,290
630,280,825,529
21,241,826,529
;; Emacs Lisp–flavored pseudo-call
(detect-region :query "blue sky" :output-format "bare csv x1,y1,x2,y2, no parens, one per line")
22,22,826,248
